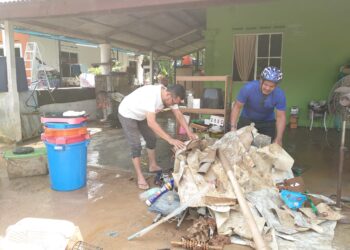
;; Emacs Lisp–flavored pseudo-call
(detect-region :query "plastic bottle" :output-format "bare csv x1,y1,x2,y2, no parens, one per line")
145,178,174,206
139,187,161,201
187,93,193,108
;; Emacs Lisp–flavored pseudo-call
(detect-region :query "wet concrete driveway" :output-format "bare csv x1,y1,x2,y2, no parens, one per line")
0,119,350,249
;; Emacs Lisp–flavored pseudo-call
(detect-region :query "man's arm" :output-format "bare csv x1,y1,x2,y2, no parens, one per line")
274,110,286,146
230,101,244,131
171,108,197,140
146,112,185,149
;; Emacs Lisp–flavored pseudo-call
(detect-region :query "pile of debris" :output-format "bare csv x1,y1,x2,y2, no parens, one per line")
131,124,343,249
170,124,343,249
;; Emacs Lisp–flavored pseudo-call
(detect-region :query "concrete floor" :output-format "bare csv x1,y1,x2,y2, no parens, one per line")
0,118,350,250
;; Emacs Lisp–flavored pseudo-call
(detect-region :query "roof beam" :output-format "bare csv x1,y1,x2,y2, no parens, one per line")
165,37,204,56
182,9,202,25
16,20,167,56
78,16,159,44
103,13,172,38
166,12,191,29
0,0,243,20
151,28,202,49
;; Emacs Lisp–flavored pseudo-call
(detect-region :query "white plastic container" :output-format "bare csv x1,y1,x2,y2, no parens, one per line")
193,98,201,109
187,93,193,108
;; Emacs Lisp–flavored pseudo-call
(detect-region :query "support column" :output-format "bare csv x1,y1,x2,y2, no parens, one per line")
149,51,153,84
99,43,111,75
0,21,22,142
137,55,144,85
99,43,112,121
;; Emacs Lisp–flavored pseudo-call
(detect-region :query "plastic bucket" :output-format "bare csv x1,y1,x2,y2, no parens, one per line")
44,140,89,191
41,133,90,144
44,127,88,137
41,116,87,125
44,122,87,129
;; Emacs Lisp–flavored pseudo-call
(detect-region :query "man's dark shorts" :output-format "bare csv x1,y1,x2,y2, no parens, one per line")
238,116,276,140
118,114,156,158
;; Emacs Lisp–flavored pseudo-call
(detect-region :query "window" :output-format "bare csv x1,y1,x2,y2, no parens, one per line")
60,51,79,77
232,33,282,81
0,43,22,57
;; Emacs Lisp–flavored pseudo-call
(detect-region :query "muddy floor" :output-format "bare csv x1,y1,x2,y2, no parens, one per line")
0,118,350,250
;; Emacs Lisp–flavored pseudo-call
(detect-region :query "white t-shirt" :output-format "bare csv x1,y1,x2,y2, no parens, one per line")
118,85,178,121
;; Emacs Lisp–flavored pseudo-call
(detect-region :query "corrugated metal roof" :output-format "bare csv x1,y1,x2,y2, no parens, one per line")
0,0,32,3
0,0,267,58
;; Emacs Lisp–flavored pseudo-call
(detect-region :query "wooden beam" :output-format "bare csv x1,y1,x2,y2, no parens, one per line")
179,108,225,115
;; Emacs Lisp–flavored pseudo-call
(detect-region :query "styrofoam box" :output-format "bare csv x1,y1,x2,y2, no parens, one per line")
1,218,82,250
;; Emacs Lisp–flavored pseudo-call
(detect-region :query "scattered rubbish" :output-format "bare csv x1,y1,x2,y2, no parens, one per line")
148,191,180,216
115,174,120,178
277,176,305,193
171,238,223,250
71,240,103,250
280,190,307,210
291,164,305,176
1,217,83,250
168,125,343,249
139,187,161,201
185,217,216,243
128,186,209,241
153,171,163,186
145,179,174,206
106,231,119,238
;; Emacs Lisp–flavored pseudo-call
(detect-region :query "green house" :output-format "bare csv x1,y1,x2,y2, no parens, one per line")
205,0,350,127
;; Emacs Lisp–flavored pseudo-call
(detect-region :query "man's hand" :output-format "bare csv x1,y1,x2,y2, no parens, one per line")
273,137,283,146
168,138,186,150
187,131,198,140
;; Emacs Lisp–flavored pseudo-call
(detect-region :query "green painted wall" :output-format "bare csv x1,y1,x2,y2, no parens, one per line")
205,0,350,127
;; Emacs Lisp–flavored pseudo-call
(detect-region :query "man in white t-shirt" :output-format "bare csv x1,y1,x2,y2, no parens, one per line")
118,84,196,190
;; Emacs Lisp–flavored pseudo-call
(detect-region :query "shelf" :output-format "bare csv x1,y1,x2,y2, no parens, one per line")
179,108,225,115
176,75,233,133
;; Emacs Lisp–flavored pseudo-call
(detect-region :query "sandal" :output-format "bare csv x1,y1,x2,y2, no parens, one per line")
137,182,150,190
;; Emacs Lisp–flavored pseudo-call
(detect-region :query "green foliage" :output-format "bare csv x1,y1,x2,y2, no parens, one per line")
112,60,122,72
88,66,102,75
157,60,174,84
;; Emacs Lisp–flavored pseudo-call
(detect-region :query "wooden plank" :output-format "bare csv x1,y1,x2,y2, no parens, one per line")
179,108,225,115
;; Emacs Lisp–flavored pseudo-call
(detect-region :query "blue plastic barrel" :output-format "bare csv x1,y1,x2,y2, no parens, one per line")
44,122,87,129
44,140,90,191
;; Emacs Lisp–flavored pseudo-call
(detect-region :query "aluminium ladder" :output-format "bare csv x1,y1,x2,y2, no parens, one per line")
23,42,51,89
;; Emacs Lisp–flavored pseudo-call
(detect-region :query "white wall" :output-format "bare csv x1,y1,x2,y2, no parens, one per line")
28,36,60,71
39,100,97,120
77,45,100,70
27,37,132,73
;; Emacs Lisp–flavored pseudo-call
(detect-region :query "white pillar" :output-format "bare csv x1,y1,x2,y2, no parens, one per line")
99,43,111,75
137,55,144,85
149,51,153,84
99,43,112,121
0,21,22,142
